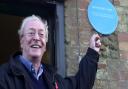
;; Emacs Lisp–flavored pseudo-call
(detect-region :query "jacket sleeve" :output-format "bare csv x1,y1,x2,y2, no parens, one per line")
0,66,8,89
64,48,99,89
0,80,7,89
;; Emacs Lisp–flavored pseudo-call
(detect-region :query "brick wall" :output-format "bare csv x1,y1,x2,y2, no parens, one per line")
65,0,128,89
65,0,92,76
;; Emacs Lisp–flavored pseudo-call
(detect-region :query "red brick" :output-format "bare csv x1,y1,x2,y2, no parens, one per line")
120,50,128,60
98,63,107,69
118,33,128,42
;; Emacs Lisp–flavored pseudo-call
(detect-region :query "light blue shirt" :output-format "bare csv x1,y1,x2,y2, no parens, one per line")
19,55,43,80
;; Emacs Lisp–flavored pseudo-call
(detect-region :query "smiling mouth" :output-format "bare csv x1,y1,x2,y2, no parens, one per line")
31,44,42,48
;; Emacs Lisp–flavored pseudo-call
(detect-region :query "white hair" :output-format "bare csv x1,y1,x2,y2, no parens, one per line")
18,15,48,42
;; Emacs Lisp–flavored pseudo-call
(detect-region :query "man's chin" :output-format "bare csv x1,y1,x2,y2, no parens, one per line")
30,53,42,58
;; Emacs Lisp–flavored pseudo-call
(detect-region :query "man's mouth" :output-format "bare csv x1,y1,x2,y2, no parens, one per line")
31,44,42,48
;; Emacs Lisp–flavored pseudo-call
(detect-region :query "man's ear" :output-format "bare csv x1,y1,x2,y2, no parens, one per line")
20,37,23,49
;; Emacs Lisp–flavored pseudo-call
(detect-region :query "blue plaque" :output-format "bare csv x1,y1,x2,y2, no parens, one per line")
88,0,118,35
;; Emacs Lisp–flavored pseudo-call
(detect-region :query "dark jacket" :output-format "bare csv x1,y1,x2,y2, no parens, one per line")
0,48,99,89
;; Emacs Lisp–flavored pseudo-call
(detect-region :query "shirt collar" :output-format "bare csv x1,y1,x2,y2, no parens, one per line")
18,55,43,80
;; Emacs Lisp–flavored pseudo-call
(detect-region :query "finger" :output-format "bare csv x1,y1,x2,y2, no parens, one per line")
95,43,101,48
95,36,100,41
95,39,101,48
95,34,101,40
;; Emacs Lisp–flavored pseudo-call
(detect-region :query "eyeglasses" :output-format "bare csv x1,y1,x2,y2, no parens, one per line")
24,32,45,38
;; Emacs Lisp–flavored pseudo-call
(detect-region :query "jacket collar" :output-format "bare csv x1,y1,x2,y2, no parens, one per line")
43,64,57,89
8,51,57,89
8,51,25,76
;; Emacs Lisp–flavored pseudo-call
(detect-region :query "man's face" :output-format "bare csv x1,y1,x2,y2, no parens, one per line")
20,20,47,61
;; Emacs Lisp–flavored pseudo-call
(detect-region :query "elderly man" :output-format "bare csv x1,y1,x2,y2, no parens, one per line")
0,15,101,89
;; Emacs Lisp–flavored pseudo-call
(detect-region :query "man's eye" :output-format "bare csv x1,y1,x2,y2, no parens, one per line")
29,32,34,35
27,32,35,36
39,33,44,37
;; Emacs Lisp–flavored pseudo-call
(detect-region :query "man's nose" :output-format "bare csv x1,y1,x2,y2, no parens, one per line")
33,33,40,40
